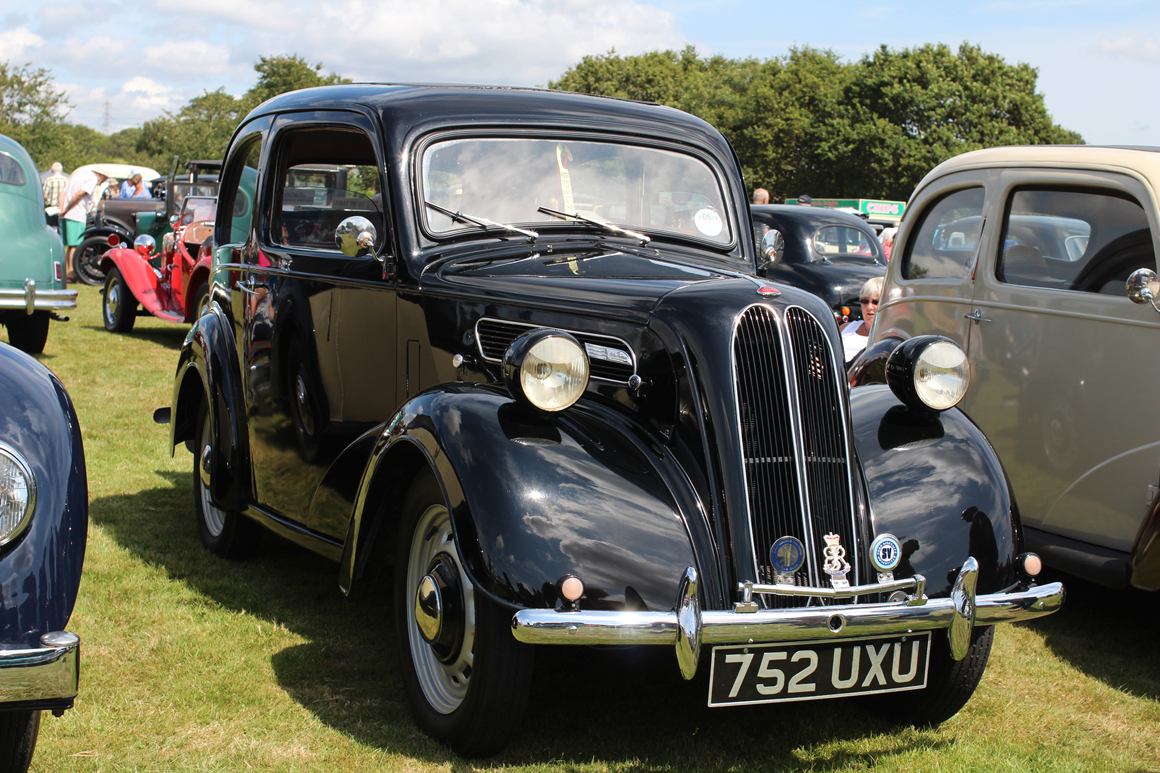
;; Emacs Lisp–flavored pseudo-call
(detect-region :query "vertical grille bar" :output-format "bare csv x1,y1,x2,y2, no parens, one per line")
733,305,858,606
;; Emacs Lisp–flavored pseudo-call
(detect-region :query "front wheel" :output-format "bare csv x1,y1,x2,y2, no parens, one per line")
4,311,50,354
102,268,137,333
73,235,111,286
0,710,40,773
394,468,534,756
864,625,993,727
193,405,262,558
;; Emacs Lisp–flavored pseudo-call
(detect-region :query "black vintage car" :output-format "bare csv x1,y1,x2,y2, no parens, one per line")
0,342,86,772
751,204,886,322
165,84,1063,756
72,160,221,286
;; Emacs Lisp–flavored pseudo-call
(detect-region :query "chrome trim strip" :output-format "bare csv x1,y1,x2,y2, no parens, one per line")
0,287,79,311
0,631,80,704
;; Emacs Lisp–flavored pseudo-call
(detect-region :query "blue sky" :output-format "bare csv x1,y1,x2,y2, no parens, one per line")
1,0,1156,146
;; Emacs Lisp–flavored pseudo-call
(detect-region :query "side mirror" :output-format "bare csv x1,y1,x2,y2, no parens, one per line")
335,216,381,262
758,229,785,269
1127,268,1160,312
169,215,179,227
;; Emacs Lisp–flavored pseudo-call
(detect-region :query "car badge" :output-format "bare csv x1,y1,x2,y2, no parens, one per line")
822,533,851,589
757,285,781,297
770,536,805,585
870,533,902,584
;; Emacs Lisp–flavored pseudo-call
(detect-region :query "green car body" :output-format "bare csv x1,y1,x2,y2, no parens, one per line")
0,134,77,353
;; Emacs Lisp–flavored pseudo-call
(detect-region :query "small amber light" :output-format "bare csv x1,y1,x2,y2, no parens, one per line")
842,306,851,316
560,576,584,601
1022,553,1042,577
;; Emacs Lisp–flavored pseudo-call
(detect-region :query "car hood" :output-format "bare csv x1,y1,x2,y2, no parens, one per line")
769,261,885,305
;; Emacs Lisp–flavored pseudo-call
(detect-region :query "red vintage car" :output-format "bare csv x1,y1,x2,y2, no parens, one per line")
99,195,217,332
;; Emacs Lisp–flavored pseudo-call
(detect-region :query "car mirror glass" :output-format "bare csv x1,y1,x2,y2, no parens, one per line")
758,229,784,269
335,216,380,261
1126,268,1160,312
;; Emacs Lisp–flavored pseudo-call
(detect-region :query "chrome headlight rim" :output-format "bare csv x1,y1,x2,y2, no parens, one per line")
0,442,36,548
502,329,590,412
885,335,970,413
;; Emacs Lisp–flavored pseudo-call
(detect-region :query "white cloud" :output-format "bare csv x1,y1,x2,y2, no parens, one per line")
140,40,234,75
0,27,45,61
1096,35,1160,63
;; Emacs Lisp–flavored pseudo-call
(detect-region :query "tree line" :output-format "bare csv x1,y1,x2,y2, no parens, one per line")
2,44,1080,201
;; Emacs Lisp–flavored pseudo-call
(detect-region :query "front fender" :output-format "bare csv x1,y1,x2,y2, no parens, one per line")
170,303,249,511
0,346,87,646
850,384,1019,598
101,249,171,316
341,386,700,612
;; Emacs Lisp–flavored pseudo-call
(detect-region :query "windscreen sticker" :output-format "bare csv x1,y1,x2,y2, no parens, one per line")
694,208,723,237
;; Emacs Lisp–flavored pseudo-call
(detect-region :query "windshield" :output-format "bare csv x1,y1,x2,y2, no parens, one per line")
812,225,881,262
421,137,732,245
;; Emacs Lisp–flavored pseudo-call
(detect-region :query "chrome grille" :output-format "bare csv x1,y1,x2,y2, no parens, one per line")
734,305,857,606
475,318,636,383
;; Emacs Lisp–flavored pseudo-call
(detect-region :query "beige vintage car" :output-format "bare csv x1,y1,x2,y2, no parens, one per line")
851,145,1160,592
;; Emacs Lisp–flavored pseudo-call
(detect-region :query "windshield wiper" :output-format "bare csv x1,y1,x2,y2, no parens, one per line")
537,206,650,247
425,201,538,242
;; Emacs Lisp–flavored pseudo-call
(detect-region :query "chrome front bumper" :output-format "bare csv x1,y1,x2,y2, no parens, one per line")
0,280,78,313
0,632,80,709
512,560,1065,680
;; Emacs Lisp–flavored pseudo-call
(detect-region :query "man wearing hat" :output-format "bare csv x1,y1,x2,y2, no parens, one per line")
59,167,109,282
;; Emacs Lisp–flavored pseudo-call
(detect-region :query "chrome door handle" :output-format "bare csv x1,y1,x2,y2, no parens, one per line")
964,309,991,324
237,278,259,295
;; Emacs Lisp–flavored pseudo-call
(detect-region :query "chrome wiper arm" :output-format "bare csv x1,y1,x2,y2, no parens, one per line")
537,206,650,247
424,200,538,241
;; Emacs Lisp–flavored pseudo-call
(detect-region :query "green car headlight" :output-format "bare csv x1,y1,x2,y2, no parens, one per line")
503,330,590,412
886,336,970,412
0,444,36,546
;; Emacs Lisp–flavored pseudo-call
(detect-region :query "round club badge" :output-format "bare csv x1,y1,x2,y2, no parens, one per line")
770,536,806,575
870,533,902,573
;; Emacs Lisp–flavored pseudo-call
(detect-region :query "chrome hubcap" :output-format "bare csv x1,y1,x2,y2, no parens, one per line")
106,283,120,320
414,554,464,662
197,414,226,537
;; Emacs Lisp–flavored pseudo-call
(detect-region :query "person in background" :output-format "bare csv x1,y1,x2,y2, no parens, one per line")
119,176,134,198
59,167,109,282
42,162,68,231
752,188,770,205
125,174,150,198
879,226,898,260
840,276,883,365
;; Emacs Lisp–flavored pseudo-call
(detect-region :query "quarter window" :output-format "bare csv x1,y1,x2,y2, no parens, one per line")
902,187,985,280
0,153,26,186
996,188,1155,295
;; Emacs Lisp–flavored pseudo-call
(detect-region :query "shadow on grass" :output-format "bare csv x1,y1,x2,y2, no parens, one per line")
90,470,951,770
1023,569,1160,701
81,322,187,351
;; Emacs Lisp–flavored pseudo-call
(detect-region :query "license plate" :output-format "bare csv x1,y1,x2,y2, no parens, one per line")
708,632,931,707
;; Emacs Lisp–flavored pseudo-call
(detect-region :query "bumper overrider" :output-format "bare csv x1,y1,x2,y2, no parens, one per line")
0,632,80,712
0,280,79,314
512,558,1065,679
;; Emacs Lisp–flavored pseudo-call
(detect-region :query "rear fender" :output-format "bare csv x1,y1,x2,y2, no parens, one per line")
100,249,170,315
170,304,249,511
183,259,212,319
338,387,702,612
847,336,903,387
850,384,1019,598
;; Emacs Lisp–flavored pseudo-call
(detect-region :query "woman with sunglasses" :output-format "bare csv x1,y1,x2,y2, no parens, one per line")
840,276,884,365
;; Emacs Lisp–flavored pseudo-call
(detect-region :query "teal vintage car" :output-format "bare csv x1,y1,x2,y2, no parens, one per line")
0,135,77,353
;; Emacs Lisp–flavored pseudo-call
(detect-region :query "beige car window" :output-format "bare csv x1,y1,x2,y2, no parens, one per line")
902,187,984,280
997,188,1154,295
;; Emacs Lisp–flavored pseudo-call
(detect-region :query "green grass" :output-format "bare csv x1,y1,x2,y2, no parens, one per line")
12,285,1160,772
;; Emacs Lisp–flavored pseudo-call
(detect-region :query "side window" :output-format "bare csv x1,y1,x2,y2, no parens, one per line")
271,127,383,253
997,188,1154,295
217,134,262,247
902,187,985,280
0,153,26,186
814,226,875,257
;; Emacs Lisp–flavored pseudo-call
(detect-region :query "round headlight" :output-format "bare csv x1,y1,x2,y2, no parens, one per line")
0,444,36,547
503,330,590,412
886,336,970,412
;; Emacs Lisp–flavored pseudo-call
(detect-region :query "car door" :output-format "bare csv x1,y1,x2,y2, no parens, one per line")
874,171,995,349
242,111,396,536
963,169,1160,552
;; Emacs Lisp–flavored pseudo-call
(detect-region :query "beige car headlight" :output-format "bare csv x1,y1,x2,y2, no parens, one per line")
886,336,970,412
0,444,36,546
502,330,590,412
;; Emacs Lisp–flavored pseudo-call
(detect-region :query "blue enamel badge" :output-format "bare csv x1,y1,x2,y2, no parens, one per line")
870,533,902,573
770,536,806,575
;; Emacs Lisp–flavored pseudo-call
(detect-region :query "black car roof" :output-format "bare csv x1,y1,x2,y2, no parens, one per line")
750,204,875,230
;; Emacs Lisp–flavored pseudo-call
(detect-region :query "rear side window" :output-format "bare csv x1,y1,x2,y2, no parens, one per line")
902,187,985,280
996,188,1155,295
813,226,877,258
0,153,26,186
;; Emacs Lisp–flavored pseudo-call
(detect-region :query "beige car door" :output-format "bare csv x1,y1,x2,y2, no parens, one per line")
963,169,1160,552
